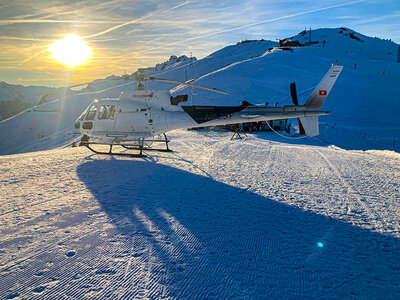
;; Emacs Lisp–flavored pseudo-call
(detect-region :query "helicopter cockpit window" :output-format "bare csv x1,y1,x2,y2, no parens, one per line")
85,104,98,120
98,105,115,120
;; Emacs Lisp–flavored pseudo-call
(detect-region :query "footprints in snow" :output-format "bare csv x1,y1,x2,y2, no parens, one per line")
32,286,47,294
66,250,76,257
34,271,45,277
132,251,144,258
5,292,20,299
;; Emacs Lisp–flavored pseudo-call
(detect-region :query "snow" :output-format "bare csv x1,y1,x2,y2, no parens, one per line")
145,39,278,90
290,28,399,63
1,27,399,299
0,38,278,155
1,130,400,298
174,28,400,151
1,28,398,154
0,82,54,105
0,81,138,155
2,28,396,155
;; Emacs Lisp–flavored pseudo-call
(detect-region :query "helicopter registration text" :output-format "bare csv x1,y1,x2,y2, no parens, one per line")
204,113,233,121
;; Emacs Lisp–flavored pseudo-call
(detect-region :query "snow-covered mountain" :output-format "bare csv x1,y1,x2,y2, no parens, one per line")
0,82,56,120
0,82,53,105
145,40,278,90
0,28,399,155
0,39,278,155
174,27,400,151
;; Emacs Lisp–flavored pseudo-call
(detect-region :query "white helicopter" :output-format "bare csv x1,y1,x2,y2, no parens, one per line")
75,65,343,157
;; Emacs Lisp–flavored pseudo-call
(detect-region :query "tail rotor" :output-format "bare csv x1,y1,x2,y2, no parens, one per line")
290,82,305,135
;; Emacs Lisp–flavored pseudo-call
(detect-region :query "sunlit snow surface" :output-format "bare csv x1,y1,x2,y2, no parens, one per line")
1,28,399,155
1,130,400,299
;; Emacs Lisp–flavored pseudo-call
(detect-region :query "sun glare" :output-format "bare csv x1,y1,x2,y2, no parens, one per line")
49,34,91,67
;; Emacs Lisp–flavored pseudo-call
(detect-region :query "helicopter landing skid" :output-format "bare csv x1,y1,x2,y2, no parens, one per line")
80,133,172,157
121,133,172,153
82,143,147,157
121,146,172,152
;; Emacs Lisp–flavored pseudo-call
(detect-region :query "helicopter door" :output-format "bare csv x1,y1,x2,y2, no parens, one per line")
113,108,135,133
113,104,151,135
96,105,116,132
132,108,151,134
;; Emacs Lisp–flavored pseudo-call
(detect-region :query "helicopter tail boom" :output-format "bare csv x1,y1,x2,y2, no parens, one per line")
304,65,343,110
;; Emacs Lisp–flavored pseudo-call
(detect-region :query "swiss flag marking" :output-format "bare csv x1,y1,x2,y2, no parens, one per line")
319,90,327,96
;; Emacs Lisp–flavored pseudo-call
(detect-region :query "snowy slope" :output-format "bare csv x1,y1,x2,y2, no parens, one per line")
145,40,278,90
0,80,138,155
0,82,53,105
290,27,399,62
0,39,277,155
0,82,56,120
174,28,400,151
0,28,399,154
1,130,400,299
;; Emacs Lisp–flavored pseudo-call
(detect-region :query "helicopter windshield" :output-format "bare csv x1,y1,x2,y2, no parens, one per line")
78,103,93,121
85,104,98,120
78,110,87,121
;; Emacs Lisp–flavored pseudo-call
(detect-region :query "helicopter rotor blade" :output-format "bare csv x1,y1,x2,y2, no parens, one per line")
146,76,229,95
289,82,306,135
37,82,91,96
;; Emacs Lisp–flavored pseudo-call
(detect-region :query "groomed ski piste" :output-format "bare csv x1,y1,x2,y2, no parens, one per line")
1,130,400,299
1,27,400,298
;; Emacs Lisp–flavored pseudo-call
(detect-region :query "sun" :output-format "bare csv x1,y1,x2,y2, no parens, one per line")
49,34,91,67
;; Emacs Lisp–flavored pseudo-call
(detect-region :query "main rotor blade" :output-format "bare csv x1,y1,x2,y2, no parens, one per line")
37,82,91,96
147,76,229,95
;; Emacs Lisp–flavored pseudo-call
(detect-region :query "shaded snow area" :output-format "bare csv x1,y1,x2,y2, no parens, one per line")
1,130,400,299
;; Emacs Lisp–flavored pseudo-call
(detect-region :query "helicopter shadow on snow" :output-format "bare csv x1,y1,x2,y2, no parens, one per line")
251,130,332,147
192,129,329,147
77,158,400,298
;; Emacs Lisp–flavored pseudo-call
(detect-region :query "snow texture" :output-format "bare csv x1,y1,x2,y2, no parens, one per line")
1,27,400,299
0,82,53,105
1,130,400,299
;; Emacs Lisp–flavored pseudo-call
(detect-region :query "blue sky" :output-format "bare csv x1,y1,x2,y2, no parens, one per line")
0,0,399,86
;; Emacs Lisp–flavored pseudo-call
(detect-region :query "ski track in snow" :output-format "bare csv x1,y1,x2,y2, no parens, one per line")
1,130,400,299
